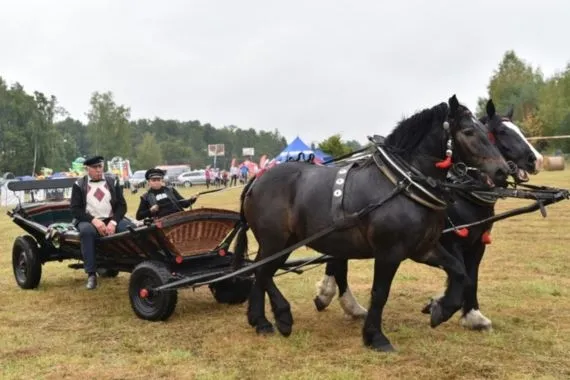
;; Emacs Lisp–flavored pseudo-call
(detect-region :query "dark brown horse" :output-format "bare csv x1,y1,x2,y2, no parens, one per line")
313,99,541,330
234,95,510,351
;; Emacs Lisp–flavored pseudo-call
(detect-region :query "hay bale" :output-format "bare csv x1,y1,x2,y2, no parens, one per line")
543,156,566,171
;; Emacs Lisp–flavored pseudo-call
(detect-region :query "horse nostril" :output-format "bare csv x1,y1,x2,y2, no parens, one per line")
528,155,536,164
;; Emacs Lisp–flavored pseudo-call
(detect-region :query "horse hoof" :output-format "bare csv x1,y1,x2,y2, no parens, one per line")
421,301,432,315
374,343,396,353
314,296,327,312
275,312,294,337
276,322,292,337
256,324,275,335
460,310,493,331
430,302,444,328
365,341,396,352
344,312,368,321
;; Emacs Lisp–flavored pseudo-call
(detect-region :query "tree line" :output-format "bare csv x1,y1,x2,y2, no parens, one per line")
1,50,569,175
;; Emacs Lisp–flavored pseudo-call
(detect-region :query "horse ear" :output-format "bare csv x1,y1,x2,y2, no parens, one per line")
449,94,459,114
486,99,496,118
506,105,514,120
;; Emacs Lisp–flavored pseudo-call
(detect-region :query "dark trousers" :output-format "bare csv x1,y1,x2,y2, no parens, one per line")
230,175,237,186
77,219,132,274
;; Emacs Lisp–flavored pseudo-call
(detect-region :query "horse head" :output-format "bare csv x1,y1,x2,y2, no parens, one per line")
481,100,543,183
446,95,510,187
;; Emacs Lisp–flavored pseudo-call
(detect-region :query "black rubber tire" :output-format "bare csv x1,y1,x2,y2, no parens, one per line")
129,261,178,321
12,236,42,289
97,268,120,278
209,277,254,304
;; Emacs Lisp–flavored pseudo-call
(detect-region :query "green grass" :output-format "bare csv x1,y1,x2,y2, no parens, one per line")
1,171,570,379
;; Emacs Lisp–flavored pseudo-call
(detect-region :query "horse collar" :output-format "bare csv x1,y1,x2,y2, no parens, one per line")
373,145,447,210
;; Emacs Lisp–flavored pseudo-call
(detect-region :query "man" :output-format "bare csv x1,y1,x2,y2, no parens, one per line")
204,166,212,189
70,155,131,290
229,164,239,186
239,164,249,183
135,168,198,220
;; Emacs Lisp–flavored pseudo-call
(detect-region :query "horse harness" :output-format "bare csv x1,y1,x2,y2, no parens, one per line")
330,136,449,225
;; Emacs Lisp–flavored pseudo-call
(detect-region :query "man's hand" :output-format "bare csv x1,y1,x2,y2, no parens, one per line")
106,221,117,235
92,218,107,236
150,205,159,213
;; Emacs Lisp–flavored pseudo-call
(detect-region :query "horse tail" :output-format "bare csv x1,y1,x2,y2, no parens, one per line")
233,175,256,269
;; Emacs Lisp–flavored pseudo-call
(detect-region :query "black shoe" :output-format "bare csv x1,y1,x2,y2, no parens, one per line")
86,274,97,290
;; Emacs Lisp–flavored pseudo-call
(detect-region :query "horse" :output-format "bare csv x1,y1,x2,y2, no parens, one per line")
313,99,542,332
233,95,511,352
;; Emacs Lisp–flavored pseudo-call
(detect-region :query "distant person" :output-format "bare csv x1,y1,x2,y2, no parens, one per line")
135,168,198,220
240,164,249,183
70,155,131,290
205,167,212,189
229,164,239,186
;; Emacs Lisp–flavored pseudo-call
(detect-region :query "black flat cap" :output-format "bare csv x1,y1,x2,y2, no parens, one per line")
84,155,105,167
145,168,165,180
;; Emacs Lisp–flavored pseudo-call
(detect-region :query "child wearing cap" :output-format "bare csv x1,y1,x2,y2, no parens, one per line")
135,168,198,220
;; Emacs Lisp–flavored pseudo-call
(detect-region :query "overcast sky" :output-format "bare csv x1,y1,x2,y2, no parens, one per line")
1,0,569,146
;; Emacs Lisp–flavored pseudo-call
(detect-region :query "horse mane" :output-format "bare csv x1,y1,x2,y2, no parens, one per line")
385,102,449,155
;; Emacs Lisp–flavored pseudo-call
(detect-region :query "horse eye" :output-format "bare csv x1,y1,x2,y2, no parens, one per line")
462,128,475,136
498,129,507,135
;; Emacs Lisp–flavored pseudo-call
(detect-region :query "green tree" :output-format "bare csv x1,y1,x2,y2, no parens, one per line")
135,133,163,169
318,134,352,157
482,50,545,136
86,91,131,158
537,65,570,137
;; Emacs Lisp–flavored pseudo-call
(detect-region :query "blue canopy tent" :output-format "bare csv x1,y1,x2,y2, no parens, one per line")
275,136,315,163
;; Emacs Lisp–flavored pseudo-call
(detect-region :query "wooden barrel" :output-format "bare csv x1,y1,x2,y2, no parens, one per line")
543,156,566,171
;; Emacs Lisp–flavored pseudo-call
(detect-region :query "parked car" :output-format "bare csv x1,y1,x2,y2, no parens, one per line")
129,170,147,189
175,170,207,187
157,165,191,186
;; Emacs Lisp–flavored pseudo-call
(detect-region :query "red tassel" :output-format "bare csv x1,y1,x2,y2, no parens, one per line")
482,231,492,244
488,132,496,144
454,228,469,238
435,155,452,169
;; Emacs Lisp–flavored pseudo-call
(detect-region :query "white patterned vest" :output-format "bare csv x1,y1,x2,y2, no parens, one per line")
86,181,113,219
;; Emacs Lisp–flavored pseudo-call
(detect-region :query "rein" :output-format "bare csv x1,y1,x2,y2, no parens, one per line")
190,179,410,288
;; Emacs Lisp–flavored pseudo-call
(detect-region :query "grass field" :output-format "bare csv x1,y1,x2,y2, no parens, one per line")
1,171,570,380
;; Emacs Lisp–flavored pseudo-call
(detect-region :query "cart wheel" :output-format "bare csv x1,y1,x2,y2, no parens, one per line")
209,276,254,304
97,268,119,278
12,236,42,289
129,261,178,321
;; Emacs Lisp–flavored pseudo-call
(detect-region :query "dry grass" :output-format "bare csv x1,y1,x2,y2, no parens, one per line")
1,171,570,380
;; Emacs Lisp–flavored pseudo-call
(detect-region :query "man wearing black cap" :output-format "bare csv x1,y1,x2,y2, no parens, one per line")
70,155,130,290
135,168,198,220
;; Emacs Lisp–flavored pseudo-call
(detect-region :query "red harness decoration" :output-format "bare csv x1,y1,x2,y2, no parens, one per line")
454,228,469,238
488,132,496,144
435,156,452,169
482,230,492,244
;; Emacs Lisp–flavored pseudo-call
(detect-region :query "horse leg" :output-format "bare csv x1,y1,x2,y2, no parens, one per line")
419,242,470,328
247,249,277,335
267,278,294,336
314,259,368,319
362,259,400,352
314,260,339,311
263,249,296,337
335,259,368,319
460,243,492,331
